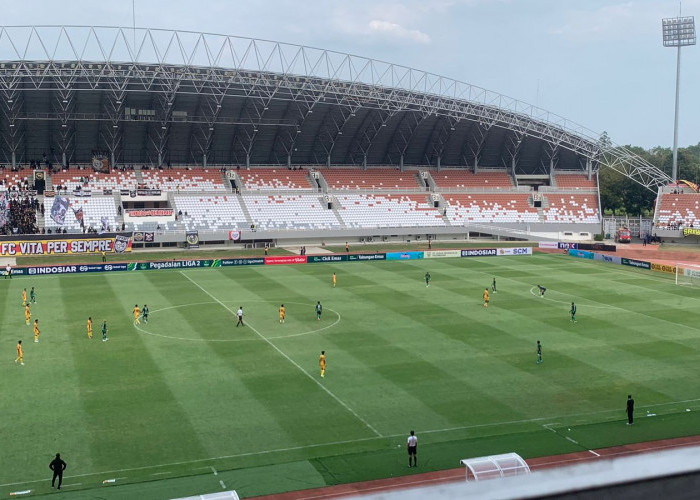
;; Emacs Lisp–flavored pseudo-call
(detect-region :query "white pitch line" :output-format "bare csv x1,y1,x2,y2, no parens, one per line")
219,480,227,489
151,471,172,476
565,436,579,445
4,397,700,490
210,466,218,476
179,271,382,437
589,450,600,457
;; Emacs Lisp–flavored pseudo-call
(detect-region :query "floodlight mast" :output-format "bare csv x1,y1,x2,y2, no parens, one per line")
662,16,696,182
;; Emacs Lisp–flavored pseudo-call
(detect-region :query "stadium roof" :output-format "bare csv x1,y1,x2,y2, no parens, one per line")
0,26,672,189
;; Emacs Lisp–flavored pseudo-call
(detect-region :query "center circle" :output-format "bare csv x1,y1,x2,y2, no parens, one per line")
134,300,341,342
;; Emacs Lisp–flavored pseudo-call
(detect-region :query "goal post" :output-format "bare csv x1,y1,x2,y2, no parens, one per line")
675,263,700,286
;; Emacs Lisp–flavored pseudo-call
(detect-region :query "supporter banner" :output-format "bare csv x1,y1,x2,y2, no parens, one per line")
593,253,621,265
7,190,38,198
683,228,700,236
144,232,154,243
348,253,385,261
651,262,676,274
461,248,497,257
220,258,265,266
538,242,559,249
50,196,69,225
186,231,199,249
72,189,92,197
0,235,132,256
308,255,349,263
265,256,308,265
568,249,594,259
126,209,173,217
43,190,55,197
120,189,131,196
558,242,578,250
578,243,616,252
424,250,461,259
386,251,424,260
25,263,129,275
228,230,241,241
133,232,145,243
103,189,113,195
497,247,532,256
137,189,162,196
621,257,651,270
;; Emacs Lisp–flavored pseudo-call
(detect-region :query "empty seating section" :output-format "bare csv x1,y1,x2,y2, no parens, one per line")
243,195,341,230
432,170,513,189
238,169,313,190
173,195,247,231
51,169,138,191
543,195,600,223
555,174,597,190
44,197,118,232
445,194,538,223
656,194,700,227
140,169,225,191
337,194,445,228
322,169,420,190
0,171,30,190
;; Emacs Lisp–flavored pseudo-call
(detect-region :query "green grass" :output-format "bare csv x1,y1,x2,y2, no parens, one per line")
2,252,700,498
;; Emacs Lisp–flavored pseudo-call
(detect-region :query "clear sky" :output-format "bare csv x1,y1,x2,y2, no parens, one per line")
2,0,698,149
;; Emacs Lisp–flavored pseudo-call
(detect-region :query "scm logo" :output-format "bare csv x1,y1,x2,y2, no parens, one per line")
80,266,88,272
104,265,113,271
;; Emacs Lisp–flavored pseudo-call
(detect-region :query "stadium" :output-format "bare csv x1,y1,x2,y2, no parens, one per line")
2,25,700,500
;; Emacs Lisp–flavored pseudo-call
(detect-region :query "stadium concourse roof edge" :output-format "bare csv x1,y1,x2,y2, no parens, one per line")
0,25,600,143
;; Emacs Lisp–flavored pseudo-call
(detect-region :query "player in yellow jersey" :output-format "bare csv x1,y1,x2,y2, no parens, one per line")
133,304,141,325
22,288,27,306
87,317,93,339
34,319,40,343
332,272,336,288
319,350,326,378
25,304,31,325
279,304,286,324
15,340,24,365
483,288,490,308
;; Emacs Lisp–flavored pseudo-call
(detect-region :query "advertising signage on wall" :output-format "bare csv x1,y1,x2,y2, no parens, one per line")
461,248,497,257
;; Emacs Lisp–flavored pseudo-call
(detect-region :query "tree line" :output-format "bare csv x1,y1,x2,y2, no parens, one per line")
598,140,700,216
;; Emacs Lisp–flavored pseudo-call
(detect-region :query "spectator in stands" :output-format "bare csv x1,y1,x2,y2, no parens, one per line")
345,242,349,253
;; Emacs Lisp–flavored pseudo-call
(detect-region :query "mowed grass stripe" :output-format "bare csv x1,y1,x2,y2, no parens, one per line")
126,271,303,457
0,276,94,486
180,269,382,438
58,273,210,472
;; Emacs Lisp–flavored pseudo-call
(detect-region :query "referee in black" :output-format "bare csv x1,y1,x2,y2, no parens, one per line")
49,453,67,489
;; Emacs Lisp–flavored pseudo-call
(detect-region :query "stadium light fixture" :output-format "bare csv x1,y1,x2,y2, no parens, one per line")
662,15,696,182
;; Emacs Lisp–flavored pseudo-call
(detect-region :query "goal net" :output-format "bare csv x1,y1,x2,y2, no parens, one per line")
675,263,700,286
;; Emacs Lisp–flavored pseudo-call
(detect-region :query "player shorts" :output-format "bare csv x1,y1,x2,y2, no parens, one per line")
408,446,417,456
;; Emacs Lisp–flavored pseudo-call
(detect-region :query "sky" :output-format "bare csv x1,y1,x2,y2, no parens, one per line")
2,0,699,149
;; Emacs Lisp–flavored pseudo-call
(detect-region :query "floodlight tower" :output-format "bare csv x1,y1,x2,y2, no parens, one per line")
662,15,696,182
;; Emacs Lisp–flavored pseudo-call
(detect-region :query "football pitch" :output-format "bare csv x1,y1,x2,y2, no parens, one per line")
3,252,700,498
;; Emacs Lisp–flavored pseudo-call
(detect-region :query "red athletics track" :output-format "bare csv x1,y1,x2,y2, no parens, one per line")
249,435,700,499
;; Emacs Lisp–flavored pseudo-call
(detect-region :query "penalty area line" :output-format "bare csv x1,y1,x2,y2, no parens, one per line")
179,271,382,438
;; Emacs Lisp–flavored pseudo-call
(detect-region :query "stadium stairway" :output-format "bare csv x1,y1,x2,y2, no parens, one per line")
327,195,347,228
237,191,254,227
135,166,144,185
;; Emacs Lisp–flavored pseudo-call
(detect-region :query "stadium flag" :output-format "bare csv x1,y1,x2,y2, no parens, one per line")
50,196,69,225
99,217,109,234
73,206,85,228
0,192,8,227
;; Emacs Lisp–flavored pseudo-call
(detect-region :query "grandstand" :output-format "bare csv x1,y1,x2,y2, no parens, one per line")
0,25,671,245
